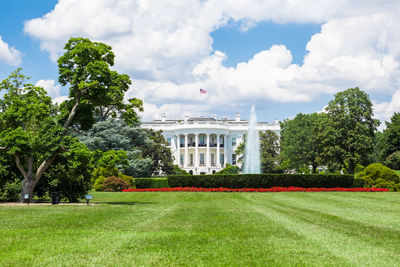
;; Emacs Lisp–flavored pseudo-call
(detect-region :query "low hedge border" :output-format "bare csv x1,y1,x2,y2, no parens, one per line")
134,178,170,189
168,174,354,188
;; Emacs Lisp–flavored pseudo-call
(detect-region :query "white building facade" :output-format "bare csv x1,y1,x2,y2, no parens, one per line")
142,113,280,175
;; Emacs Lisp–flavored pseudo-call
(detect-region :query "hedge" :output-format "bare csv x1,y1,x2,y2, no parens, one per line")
134,178,170,189
168,174,354,188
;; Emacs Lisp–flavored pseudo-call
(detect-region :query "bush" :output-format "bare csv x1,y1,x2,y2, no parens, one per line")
102,176,130,192
172,165,190,175
215,163,240,174
94,176,106,191
0,179,21,201
168,174,354,188
358,163,400,191
135,178,170,189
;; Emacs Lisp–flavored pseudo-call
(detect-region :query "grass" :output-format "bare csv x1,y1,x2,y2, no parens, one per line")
1,192,400,266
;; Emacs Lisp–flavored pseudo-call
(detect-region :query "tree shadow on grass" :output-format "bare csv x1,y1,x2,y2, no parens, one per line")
100,201,156,206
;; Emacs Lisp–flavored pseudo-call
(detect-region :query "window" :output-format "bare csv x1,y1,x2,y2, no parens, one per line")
232,154,237,165
180,136,184,147
180,154,184,165
200,153,205,165
167,137,171,146
211,154,215,165
190,154,193,165
232,137,236,147
220,154,224,165
199,136,205,145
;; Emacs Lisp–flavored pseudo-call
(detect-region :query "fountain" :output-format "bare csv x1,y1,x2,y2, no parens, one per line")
243,105,261,174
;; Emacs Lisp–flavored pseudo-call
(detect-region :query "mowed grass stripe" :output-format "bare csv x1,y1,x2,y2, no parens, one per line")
242,193,400,266
1,192,400,266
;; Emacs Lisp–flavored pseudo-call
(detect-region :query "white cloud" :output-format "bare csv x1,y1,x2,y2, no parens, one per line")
0,36,22,66
24,0,400,122
374,90,400,127
35,79,61,98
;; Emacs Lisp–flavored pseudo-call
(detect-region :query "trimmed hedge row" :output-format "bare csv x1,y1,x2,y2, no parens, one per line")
168,174,354,188
135,178,170,189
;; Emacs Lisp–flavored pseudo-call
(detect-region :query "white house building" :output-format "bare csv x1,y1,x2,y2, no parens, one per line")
141,113,280,175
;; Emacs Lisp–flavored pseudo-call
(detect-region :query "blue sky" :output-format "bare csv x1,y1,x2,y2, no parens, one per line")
0,1,399,126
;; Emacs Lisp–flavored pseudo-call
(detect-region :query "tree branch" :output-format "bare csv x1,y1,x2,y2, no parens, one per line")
63,96,80,128
14,153,28,180
0,147,7,150
33,152,59,187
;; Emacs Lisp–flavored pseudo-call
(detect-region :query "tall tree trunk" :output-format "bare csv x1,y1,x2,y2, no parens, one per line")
15,153,58,202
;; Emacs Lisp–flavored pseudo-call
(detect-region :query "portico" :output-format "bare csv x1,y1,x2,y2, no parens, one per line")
176,133,227,174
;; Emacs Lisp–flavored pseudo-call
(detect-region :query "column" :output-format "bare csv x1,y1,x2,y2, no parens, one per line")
195,133,199,169
184,134,188,168
176,134,180,166
206,133,210,167
216,134,220,168
224,135,227,167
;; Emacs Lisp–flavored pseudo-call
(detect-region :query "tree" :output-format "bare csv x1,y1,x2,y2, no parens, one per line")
0,37,142,201
76,118,174,177
280,113,323,173
381,113,400,162
236,130,281,173
320,87,379,174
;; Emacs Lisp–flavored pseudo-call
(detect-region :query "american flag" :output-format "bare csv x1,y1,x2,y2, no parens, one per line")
200,88,207,94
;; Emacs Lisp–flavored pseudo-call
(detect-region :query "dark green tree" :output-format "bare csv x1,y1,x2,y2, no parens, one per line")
320,87,379,174
280,113,323,173
381,113,400,164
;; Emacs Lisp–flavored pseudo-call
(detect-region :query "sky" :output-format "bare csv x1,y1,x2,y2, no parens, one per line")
0,0,400,126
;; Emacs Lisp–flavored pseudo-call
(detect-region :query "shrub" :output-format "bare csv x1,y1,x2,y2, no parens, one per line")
168,174,354,188
0,179,21,201
215,163,240,174
135,178,170,189
118,172,135,187
94,176,106,191
172,165,190,175
102,176,130,192
358,163,400,191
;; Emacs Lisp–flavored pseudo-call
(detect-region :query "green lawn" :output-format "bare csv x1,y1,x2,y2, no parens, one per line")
1,192,400,266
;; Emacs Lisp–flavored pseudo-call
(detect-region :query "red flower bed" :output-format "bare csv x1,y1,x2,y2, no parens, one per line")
122,187,388,192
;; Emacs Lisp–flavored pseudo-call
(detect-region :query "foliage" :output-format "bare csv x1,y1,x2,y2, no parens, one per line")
91,166,134,191
0,179,21,201
385,151,400,170
381,113,400,160
215,163,240,174
102,176,130,192
235,130,281,173
358,163,400,191
77,118,173,177
168,174,354,188
172,165,190,175
58,37,142,128
135,178,170,189
280,113,324,173
37,140,93,202
371,131,384,163
0,37,142,201
318,88,379,174
142,129,174,175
